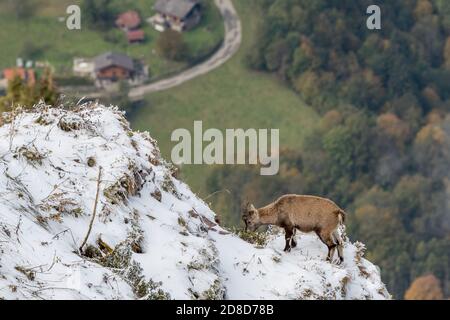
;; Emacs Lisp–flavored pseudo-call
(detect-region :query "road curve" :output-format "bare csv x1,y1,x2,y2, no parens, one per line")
128,0,242,99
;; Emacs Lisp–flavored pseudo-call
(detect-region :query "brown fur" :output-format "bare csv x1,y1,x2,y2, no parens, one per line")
242,194,346,264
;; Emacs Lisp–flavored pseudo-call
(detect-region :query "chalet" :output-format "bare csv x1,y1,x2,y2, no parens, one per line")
115,10,141,31
93,52,135,82
2,67,36,86
127,29,145,43
150,0,201,32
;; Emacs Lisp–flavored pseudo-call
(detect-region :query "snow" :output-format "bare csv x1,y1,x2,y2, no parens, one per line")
0,103,390,300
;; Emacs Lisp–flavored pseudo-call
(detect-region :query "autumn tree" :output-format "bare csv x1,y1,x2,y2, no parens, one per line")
376,113,411,150
414,0,434,21
444,37,450,69
405,274,444,300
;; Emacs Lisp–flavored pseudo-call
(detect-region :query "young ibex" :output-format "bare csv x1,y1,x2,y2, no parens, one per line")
242,194,346,264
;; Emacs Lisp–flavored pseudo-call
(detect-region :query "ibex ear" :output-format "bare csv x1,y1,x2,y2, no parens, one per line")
249,204,256,211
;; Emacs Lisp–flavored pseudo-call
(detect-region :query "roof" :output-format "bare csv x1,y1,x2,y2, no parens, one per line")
94,52,134,72
3,68,36,85
116,10,141,29
127,29,145,42
154,0,200,19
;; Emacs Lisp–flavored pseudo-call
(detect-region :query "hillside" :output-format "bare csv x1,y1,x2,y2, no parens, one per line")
0,104,389,299
0,0,223,78
240,0,450,298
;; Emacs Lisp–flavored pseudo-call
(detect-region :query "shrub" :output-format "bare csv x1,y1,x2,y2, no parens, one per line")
231,227,269,248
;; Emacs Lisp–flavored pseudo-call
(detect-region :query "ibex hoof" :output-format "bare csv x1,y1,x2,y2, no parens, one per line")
284,246,291,252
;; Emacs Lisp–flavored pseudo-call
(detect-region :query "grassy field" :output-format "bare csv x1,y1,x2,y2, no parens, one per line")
128,0,319,196
0,0,224,78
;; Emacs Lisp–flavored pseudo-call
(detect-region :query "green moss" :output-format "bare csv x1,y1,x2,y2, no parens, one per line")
138,278,171,300
201,279,225,300
187,261,208,271
177,216,187,228
231,227,269,248
128,217,144,254
99,242,170,299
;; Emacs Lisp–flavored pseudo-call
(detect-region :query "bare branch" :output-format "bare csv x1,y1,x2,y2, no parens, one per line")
79,167,102,253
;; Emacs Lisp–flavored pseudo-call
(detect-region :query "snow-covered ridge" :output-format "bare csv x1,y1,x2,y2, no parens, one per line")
0,103,390,300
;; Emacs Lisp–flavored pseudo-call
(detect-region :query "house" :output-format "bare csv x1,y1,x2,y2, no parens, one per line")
149,0,201,32
127,29,145,43
73,58,95,77
115,10,141,31
2,67,36,86
93,52,135,83
116,10,146,44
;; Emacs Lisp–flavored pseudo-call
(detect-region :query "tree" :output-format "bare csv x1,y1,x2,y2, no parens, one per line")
376,113,411,149
393,175,429,229
38,68,59,106
20,41,44,60
0,69,59,111
405,274,444,300
414,0,434,21
435,0,450,32
414,120,450,181
443,37,450,69
81,0,115,30
264,39,290,73
322,112,374,180
0,75,25,112
156,30,188,61
12,0,35,19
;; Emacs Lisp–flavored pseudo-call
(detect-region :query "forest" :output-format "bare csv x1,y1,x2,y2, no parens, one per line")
206,0,450,299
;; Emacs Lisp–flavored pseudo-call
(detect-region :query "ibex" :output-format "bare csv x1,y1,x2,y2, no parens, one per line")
242,194,346,264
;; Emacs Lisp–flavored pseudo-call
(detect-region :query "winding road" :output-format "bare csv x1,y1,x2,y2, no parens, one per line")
128,0,242,100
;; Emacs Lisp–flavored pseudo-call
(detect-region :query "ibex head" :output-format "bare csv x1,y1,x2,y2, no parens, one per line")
242,202,260,232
